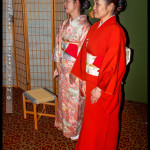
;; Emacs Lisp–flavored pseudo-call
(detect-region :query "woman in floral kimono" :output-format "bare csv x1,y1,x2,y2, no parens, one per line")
53,0,91,140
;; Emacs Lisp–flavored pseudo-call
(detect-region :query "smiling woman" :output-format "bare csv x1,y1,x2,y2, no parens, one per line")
93,0,126,21
70,0,127,149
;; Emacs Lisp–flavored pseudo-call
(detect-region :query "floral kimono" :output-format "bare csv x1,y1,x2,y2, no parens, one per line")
53,15,90,138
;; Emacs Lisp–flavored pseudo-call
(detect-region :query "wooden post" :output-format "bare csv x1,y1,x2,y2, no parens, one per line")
22,94,27,119
33,103,38,130
51,0,56,94
22,0,31,90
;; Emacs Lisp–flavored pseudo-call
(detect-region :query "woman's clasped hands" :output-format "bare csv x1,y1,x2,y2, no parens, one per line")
91,87,101,104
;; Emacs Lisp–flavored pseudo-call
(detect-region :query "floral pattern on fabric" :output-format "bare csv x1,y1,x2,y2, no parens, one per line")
53,15,90,137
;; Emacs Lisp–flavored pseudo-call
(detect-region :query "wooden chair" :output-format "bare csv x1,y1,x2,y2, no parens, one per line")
22,88,57,130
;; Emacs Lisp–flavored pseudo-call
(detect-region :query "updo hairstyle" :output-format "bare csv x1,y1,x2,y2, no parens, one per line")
106,0,127,15
73,0,91,14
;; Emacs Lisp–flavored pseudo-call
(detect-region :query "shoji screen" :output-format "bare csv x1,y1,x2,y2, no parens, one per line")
3,0,67,93
3,0,17,87
12,0,29,91
26,0,53,90
54,0,68,34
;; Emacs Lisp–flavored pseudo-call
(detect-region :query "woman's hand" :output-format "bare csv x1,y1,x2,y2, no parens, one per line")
56,62,61,75
81,81,86,98
69,73,77,84
91,87,101,104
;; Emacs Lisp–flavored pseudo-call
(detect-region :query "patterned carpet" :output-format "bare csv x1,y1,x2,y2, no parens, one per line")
2,87,148,150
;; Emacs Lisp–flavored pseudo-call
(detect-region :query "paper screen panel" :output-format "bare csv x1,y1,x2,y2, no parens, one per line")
54,0,68,35
12,0,28,91
26,0,53,90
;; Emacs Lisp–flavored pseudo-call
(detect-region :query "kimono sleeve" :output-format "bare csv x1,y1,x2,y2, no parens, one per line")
71,39,87,81
98,28,126,95
71,25,90,81
53,23,63,62
77,25,90,55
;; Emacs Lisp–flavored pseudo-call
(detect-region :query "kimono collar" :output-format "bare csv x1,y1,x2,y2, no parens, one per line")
69,15,87,27
98,15,116,28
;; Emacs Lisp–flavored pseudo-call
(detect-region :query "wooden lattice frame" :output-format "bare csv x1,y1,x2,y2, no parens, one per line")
3,0,67,93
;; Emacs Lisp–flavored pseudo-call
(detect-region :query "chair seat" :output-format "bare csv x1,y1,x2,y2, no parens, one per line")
23,88,57,130
24,88,56,104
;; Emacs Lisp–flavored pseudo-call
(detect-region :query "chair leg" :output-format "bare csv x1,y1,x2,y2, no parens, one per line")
33,103,38,130
22,94,27,119
43,104,46,113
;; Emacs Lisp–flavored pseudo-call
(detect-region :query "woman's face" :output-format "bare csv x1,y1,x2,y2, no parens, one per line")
93,0,113,20
64,0,77,14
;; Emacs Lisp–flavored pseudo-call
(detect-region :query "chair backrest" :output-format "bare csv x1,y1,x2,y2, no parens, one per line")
125,47,131,65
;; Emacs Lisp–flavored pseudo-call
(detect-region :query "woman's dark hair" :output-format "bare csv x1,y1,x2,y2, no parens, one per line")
106,0,127,15
74,0,91,14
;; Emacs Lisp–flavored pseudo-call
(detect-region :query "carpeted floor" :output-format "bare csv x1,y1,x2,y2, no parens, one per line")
2,87,148,150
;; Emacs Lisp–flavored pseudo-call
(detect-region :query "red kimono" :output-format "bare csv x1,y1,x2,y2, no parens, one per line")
71,16,126,150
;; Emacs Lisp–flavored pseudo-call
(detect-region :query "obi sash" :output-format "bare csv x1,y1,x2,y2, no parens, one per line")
86,52,103,76
125,46,131,65
61,40,78,61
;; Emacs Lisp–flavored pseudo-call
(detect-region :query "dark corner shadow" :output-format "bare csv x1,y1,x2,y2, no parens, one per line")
116,15,130,46
116,15,134,148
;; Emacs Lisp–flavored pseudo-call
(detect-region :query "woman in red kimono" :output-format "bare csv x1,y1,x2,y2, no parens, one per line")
69,0,127,149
